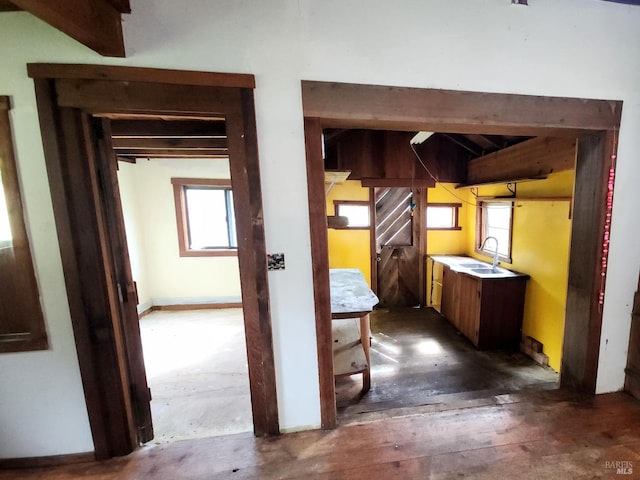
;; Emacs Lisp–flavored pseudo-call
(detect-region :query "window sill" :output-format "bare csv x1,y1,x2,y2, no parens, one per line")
331,226,370,230
427,226,462,231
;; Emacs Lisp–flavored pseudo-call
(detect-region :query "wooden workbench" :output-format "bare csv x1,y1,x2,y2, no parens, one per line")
329,268,379,394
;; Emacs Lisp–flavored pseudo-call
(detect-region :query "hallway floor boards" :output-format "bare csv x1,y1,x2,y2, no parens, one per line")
1,389,639,479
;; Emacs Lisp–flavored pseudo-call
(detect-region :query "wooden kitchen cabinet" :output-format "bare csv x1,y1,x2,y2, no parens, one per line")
440,265,527,349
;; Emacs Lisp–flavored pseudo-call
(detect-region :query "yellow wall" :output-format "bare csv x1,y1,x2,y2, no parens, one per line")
331,174,573,372
426,183,470,255
326,181,372,286
462,170,575,371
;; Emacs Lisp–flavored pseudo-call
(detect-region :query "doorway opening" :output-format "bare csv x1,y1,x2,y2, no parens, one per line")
114,120,254,442
303,82,621,429
322,134,568,419
29,65,279,459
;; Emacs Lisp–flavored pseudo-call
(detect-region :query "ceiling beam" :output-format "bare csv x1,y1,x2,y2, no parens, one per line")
8,0,126,57
466,136,577,185
112,148,228,158
111,137,228,150
302,81,622,136
0,0,21,11
110,119,227,138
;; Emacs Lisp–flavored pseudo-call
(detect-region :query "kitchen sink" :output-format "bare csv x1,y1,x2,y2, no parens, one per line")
471,268,501,274
458,262,489,269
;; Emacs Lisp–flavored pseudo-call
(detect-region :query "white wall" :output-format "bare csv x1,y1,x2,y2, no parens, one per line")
1,0,639,457
118,161,152,311
117,158,241,310
0,16,98,458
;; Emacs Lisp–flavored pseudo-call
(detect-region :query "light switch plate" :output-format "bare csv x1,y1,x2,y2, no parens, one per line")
267,253,285,271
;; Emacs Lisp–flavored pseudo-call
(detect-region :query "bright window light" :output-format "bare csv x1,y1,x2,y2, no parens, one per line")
427,206,455,228
185,187,236,249
337,203,370,228
426,203,461,230
482,202,512,257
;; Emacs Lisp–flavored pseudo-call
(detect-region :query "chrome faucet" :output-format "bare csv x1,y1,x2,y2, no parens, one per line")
480,236,500,270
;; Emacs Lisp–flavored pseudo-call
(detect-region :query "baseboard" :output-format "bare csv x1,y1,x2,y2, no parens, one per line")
0,451,95,469
151,302,242,311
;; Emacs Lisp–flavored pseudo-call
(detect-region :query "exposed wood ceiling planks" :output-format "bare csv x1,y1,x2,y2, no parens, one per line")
110,119,226,138
111,119,228,160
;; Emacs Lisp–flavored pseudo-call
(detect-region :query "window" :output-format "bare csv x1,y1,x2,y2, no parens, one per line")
476,201,513,262
0,96,47,353
172,178,237,257
426,203,462,230
334,200,371,229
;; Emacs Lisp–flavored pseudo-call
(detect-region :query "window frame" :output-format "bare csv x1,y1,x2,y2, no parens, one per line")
475,200,514,264
333,200,371,230
426,202,462,231
171,177,238,257
0,96,47,353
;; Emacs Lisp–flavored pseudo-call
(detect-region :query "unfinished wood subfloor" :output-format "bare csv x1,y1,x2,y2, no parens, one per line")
336,308,559,422
1,389,639,479
140,308,252,443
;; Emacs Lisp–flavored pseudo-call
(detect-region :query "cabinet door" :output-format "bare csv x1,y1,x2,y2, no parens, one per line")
441,266,458,327
457,273,481,346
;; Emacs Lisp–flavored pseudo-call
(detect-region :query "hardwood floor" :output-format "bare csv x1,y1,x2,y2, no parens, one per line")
337,307,559,422
1,388,639,479
3,308,637,479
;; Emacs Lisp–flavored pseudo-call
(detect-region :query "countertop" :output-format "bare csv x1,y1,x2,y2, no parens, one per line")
429,255,529,280
329,268,379,316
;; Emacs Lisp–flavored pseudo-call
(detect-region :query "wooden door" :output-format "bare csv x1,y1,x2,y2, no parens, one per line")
374,187,425,307
90,117,154,443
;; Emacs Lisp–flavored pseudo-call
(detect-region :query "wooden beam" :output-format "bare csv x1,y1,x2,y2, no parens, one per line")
110,119,226,138
11,0,126,57
111,137,228,150
52,78,236,116
302,81,622,136
28,63,256,88
0,0,21,11
226,89,280,435
466,136,577,185
304,117,337,429
562,132,609,392
112,149,228,158
105,0,129,13
361,178,435,188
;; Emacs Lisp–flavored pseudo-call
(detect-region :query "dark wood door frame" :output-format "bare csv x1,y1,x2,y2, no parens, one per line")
302,81,622,429
28,64,280,459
